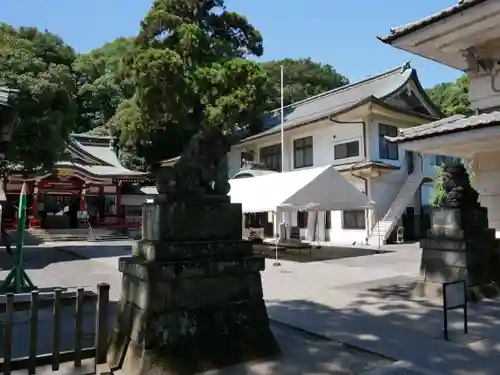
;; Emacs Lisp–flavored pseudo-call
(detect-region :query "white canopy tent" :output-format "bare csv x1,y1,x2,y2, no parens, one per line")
228,165,374,213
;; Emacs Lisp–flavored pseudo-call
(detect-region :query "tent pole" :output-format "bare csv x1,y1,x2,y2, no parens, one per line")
273,210,281,267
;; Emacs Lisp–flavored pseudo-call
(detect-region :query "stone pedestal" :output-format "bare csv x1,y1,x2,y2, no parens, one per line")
107,196,280,375
414,206,500,301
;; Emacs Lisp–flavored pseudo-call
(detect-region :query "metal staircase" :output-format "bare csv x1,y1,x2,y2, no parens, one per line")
369,166,423,245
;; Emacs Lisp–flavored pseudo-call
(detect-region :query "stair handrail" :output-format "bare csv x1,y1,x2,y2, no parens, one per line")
382,167,423,221
370,165,423,237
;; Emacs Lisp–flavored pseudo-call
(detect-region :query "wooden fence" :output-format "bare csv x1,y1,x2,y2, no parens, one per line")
0,283,111,375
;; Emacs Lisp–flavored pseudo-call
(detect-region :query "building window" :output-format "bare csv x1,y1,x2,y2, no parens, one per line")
297,211,308,229
432,155,461,166
293,136,313,168
334,140,360,160
259,144,281,171
342,210,365,230
379,124,399,160
325,211,331,230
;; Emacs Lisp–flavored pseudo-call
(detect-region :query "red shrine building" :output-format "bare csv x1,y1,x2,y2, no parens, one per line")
3,134,149,230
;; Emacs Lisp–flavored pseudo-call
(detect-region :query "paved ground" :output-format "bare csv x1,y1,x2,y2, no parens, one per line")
3,241,500,374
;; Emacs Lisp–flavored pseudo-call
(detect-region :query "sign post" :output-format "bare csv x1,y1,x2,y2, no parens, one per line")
442,280,468,341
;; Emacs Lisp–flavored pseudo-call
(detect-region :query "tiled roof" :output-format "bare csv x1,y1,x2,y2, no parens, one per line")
65,133,146,177
241,64,415,142
379,0,487,44
387,112,500,143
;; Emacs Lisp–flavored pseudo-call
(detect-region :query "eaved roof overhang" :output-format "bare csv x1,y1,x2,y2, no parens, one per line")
378,0,500,71
386,111,500,157
236,97,439,148
379,0,488,44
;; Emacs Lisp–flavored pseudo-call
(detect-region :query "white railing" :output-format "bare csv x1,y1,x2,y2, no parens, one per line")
369,161,424,244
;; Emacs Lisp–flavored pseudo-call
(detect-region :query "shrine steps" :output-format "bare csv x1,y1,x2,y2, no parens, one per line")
7,228,130,244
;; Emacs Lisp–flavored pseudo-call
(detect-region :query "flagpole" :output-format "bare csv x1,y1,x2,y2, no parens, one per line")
273,65,284,268
280,65,284,173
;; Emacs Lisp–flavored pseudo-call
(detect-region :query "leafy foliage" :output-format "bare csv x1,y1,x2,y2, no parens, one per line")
426,75,472,117
109,0,272,170
430,164,446,207
73,37,135,134
0,23,77,174
261,58,349,110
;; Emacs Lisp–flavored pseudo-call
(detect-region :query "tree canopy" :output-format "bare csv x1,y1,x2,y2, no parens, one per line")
73,37,135,134
0,23,77,174
108,0,273,170
426,75,471,117
260,58,349,110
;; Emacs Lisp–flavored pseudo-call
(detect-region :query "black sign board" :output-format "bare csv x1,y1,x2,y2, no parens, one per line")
442,280,468,341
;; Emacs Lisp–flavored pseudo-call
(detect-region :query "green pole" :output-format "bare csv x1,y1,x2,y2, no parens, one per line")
0,181,36,294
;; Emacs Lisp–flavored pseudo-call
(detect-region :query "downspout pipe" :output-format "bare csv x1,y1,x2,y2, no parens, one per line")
330,118,370,244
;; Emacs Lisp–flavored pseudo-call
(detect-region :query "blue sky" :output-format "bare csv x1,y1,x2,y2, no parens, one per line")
3,0,462,88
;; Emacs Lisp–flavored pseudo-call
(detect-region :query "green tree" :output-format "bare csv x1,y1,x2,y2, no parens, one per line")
426,75,472,116
430,164,446,207
109,0,272,170
73,37,135,133
261,58,349,110
0,23,77,174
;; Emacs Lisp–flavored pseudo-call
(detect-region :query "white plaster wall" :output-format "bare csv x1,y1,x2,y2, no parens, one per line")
469,73,500,111
474,150,500,236
229,119,365,177
326,178,367,244
230,118,438,243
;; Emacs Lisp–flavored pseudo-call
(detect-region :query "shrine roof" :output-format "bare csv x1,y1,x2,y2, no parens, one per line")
60,133,147,179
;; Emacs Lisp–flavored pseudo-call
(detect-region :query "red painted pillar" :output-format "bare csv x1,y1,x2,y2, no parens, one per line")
116,180,123,221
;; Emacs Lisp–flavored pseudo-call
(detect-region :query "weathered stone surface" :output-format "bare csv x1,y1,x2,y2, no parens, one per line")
120,272,264,311
427,207,490,240
132,239,253,261
119,255,265,282
108,189,280,374
109,297,279,375
416,164,500,300
142,199,243,241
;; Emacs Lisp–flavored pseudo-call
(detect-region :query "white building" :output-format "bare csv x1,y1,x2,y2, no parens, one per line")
379,0,500,238
226,63,452,245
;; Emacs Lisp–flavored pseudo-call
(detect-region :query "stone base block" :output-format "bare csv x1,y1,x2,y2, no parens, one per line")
107,299,281,375
412,280,500,302
132,239,253,261
143,200,243,241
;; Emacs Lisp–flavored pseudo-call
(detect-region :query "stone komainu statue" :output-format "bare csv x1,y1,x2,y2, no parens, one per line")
156,127,231,198
439,163,478,208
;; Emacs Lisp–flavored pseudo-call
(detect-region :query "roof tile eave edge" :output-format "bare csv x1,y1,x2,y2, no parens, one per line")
378,0,488,44
387,118,500,144
238,100,370,144
261,63,409,117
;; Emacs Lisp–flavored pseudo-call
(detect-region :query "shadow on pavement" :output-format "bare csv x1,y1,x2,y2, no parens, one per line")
0,245,132,271
254,245,391,263
266,294,500,375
